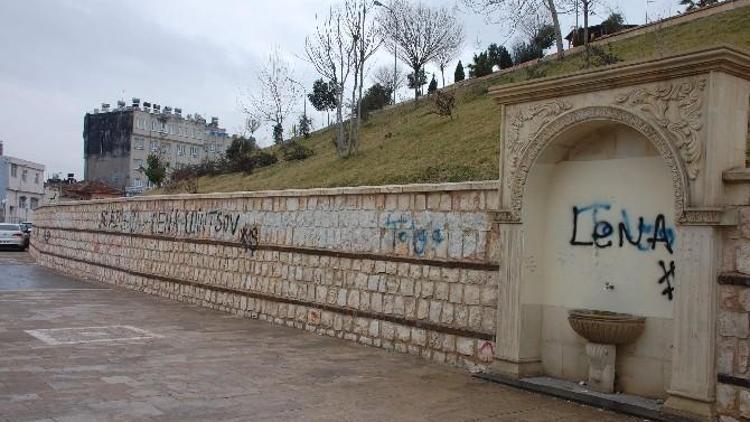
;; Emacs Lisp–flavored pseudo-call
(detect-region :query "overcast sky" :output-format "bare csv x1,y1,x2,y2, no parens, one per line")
0,0,680,178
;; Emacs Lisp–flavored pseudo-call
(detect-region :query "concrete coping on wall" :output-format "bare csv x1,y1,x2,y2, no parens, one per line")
38,180,501,208
489,45,750,105
724,168,750,183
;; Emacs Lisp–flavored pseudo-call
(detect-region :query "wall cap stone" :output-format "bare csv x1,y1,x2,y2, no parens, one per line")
718,272,750,287
489,46,750,105
37,180,500,209
724,168,750,184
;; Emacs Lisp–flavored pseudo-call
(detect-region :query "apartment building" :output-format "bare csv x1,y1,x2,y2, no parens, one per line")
0,142,46,223
83,99,231,192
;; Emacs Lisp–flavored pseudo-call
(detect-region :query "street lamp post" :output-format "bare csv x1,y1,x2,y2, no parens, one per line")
374,0,397,104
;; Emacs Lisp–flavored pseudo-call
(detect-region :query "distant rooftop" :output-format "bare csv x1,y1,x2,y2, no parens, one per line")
0,155,45,171
90,98,222,128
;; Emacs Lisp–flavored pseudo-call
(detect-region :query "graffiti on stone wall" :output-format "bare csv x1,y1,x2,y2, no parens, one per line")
569,202,676,300
384,214,445,256
657,260,676,300
239,224,260,256
98,208,241,237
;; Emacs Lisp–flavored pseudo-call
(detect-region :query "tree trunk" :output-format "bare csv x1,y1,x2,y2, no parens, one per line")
583,0,590,67
440,65,446,87
355,60,365,154
348,60,360,157
545,0,565,58
412,63,420,103
335,87,346,158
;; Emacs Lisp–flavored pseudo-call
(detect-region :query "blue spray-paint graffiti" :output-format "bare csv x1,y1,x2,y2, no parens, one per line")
385,214,445,256
569,202,676,300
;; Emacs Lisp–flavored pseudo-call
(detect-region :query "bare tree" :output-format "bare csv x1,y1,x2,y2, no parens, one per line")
378,0,464,101
373,64,405,94
345,0,382,155
461,0,565,59
520,9,551,43
242,49,300,144
305,7,355,157
433,25,464,87
245,117,261,136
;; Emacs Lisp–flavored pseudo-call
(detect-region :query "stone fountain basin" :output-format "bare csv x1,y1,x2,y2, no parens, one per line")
568,309,646,345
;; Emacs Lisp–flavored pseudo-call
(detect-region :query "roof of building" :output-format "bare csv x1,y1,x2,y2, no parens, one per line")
1,156,45,171
57,180,122,198
564,24,640,42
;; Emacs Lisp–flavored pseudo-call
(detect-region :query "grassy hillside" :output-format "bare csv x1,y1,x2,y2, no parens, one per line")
169,6,750,194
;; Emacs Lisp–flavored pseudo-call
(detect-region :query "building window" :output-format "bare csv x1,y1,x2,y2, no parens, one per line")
134,137,144,150
21,169,27,182
150,140,159,152
209,143,215,152
19,196,26,209
162,143,171,154
10,164,17,177
134,159,144,169
34,173,39,184
190,146,199,157
30,198,38,209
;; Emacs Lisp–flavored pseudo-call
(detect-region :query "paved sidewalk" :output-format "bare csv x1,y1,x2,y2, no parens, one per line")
0,252,636,421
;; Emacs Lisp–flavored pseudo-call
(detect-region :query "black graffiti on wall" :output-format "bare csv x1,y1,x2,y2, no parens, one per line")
657,260,675,300
98,208,241,237
570,203,675,253
569,202,677,301
239,224,260,255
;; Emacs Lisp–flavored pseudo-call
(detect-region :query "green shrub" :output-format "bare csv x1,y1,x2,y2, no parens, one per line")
252,151,278,168
431,91,457,119
282,141,314,161
586,45,621,68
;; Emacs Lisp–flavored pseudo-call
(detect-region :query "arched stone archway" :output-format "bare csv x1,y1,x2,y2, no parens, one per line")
507,106,690,224
517,114,679,397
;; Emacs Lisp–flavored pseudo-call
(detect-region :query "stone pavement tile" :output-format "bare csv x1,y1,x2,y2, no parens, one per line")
0,253,638,422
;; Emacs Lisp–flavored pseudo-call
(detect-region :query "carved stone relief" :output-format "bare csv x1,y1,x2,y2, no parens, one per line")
614,79,706,180
504,100,572,187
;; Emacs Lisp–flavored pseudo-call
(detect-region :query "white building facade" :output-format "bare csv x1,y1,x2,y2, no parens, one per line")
83,99,231,193
0,147,45,223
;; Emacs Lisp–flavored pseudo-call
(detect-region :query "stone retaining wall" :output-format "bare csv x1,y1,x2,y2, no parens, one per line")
716,206,750,421
30,182,500,369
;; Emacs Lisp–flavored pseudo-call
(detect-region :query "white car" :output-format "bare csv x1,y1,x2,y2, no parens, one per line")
0,224,27,250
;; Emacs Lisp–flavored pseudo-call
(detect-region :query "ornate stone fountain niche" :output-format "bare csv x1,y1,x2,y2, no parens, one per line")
488,47,750,420
518,118,675,399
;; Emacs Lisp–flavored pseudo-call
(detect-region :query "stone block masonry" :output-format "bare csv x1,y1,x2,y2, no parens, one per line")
716,206,750,421
30,182,500,369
